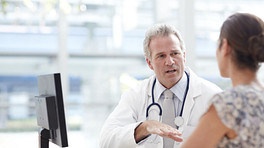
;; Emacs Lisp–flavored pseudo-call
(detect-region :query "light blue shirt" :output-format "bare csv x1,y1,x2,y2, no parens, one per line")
154,73,188,117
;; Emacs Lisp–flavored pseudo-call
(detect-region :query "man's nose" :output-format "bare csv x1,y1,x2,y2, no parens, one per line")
165,56,174,65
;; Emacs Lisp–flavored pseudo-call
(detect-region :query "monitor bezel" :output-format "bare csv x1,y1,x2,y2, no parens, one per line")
36,73,68,147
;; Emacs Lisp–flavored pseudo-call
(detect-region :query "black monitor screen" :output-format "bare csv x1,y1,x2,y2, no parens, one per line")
36,73,68,147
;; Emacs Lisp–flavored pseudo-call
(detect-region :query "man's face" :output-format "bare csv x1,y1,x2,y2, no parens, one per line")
146,34,185,88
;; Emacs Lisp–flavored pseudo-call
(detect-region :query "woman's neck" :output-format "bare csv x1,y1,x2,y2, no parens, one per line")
230,67,257,87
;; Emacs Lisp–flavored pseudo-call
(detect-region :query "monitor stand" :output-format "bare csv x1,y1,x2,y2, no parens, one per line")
39,128,50,148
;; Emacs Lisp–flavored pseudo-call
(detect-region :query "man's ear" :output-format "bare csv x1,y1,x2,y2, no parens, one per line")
221,39,231,56
146,58,154,70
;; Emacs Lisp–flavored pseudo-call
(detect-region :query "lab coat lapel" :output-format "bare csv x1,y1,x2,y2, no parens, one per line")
146,76,155,110
179,68,201,132
144,76,163,147
147,76,154,98
146,75,159,121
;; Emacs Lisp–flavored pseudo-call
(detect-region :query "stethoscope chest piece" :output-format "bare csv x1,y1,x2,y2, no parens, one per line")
174,116,184,127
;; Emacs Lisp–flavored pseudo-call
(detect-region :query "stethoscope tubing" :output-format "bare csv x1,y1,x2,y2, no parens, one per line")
146,78,162,117
146,71,190,118
179,71,189,116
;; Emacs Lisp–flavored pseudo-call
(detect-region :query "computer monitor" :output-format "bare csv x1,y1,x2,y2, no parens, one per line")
35,73,68,148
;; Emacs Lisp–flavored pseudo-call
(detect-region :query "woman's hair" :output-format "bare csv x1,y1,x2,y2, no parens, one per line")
219,13,264,71
143,24,185,59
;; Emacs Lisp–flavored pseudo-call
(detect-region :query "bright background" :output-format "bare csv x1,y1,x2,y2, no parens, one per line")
0,0,264,147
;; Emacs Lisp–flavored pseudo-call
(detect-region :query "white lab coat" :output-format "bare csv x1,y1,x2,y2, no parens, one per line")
99,68,222,148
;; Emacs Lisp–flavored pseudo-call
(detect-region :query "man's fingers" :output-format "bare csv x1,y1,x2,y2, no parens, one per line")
147,126,163,135
157,129,183,142
168,134,183,142
145,120,183,142
160,126,182,136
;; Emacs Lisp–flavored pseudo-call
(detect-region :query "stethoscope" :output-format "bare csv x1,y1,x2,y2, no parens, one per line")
146,71,190,128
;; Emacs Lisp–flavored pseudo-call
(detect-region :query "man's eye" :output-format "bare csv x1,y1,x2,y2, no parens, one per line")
157,55,165,58
172,52,178,56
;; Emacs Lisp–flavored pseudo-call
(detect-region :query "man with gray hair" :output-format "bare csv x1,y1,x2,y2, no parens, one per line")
100,24,222,148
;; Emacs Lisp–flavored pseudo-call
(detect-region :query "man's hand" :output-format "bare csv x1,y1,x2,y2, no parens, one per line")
134,120,183,143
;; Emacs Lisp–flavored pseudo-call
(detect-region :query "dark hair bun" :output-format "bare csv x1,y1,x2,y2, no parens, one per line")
248,32,264,62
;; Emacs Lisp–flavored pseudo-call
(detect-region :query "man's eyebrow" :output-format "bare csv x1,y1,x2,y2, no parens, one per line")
155,52,165,56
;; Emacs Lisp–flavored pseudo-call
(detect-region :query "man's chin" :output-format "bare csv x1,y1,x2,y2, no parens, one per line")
166,76,181,83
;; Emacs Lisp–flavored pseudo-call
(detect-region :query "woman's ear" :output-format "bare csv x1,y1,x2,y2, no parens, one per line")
221,39,231,56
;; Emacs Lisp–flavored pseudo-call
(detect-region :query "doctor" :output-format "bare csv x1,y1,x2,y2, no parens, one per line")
99,24,222,148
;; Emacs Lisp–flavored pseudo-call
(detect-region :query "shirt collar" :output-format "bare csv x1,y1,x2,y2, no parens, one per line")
155,72,188,102
170,73,187,102
154,80,166,103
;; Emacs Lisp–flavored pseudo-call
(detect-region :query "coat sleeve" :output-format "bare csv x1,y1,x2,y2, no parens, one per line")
99,88,143,148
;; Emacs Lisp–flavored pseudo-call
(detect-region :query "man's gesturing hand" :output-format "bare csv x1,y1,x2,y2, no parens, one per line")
134,120,183,143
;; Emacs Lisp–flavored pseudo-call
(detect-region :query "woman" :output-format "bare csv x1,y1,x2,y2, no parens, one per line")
181,13,264,148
